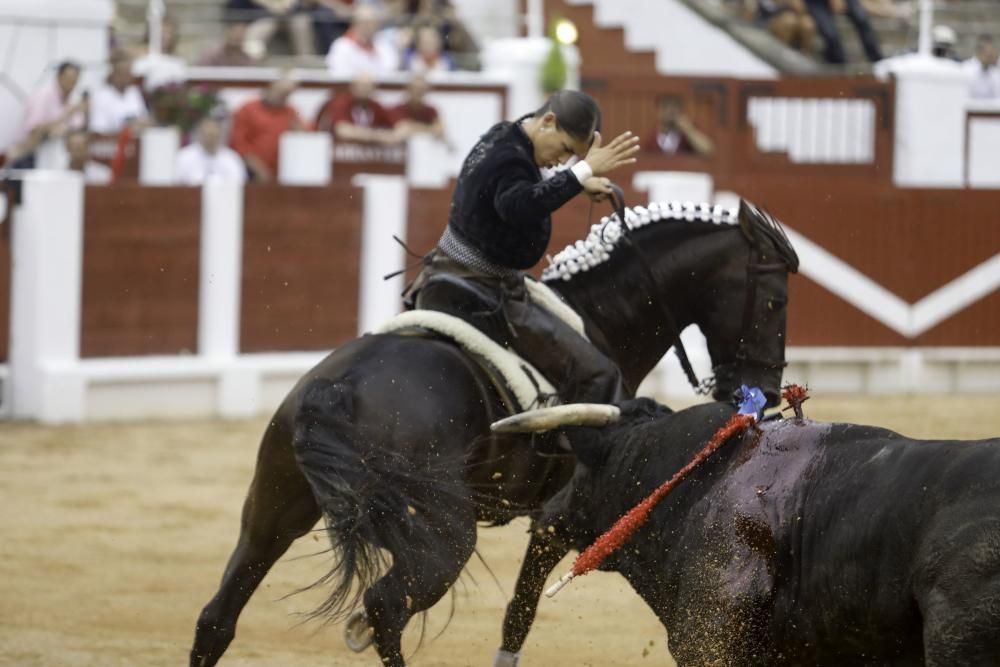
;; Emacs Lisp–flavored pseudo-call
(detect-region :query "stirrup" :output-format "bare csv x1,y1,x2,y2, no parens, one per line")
344,609,374,652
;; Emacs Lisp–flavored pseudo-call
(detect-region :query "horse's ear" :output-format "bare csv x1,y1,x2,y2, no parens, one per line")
737,198,761,243
564,426,614,469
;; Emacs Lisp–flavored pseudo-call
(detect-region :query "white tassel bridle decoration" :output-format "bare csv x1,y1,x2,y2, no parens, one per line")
541,200,738,283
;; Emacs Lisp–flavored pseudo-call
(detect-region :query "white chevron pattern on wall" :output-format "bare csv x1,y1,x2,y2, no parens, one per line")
784,227,1000,338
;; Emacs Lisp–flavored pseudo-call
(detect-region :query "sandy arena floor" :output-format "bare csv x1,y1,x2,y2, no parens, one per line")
2,395,999,667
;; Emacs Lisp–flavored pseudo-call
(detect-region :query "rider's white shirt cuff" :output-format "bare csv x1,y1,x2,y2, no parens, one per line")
570,160,593,183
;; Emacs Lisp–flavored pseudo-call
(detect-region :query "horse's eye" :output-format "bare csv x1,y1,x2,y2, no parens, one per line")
767,298,786,311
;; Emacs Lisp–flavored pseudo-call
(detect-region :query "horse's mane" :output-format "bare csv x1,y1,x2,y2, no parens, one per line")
541,200,739,284
541,199,798,284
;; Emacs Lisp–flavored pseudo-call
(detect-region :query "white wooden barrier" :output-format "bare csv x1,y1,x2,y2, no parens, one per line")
3,174,999,422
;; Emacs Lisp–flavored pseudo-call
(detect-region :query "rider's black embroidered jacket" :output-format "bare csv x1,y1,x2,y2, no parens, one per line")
447,120,583,270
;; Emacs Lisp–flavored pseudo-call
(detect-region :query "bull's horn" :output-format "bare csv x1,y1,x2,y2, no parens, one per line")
490,404,621,433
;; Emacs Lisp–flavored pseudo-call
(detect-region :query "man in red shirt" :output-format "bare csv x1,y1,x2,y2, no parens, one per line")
315,73,398,144
390,74,449,147
230,75,303,181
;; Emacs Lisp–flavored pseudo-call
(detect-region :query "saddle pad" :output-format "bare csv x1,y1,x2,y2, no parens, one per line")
375,310,558,412
525,278,588,340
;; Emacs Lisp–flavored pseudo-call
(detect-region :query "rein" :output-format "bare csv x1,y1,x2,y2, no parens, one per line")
605,184,708,395
710,243,789,386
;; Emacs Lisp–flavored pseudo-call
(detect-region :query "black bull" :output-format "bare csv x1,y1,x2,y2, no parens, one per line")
538,399,1000,665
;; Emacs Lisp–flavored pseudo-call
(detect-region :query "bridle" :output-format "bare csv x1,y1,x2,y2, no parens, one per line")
603,184,789,397
708,239,791,398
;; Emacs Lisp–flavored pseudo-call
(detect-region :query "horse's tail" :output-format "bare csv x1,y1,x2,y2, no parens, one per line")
290,377,466,622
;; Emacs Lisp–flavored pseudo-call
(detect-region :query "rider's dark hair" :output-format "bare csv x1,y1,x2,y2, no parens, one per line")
532,90,601,145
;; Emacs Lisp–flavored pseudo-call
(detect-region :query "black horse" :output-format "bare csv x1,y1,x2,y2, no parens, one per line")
190,199,799,667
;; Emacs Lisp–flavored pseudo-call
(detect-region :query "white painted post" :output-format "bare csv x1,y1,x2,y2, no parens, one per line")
481,38,580,118
147,0,165,56
406,134,450,188
279,131,333,185
353,175,408,335
887,61,968,187
526,0,544,38
139,126,180,185
199,179,258,418
633,171,715,205
198,179,244,359
34,137,69,170
9,171,86,421
917,0,933,57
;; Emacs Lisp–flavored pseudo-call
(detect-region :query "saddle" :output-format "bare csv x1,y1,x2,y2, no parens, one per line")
375,309,559,413
383,267,596,413
412,272,515,347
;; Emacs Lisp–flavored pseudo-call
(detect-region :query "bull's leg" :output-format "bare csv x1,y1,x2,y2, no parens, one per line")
190,430,321,667
364,506,477,667
496,522,570,666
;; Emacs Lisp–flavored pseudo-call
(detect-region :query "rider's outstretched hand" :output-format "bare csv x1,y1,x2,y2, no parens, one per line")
585,131,640,176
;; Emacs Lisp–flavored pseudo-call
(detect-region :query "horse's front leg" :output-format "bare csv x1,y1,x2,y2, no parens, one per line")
496,521,570,666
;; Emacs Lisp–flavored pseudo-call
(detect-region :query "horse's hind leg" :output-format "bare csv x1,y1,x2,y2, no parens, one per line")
190,426,321,667
363,505,477,667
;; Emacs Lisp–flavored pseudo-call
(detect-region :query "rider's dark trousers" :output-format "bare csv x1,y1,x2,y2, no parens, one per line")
404,251,628,405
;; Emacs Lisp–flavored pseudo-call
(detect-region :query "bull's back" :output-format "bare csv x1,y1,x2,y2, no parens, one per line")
777,422,1000,661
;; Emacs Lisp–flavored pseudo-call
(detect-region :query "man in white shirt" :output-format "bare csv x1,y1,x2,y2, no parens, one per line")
175,116,247,185
89,50,151,134
964,34,1000,99
325,5,398,76
66,130,113,185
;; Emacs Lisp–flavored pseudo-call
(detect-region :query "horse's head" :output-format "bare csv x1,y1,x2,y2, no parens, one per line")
695,200,799,406
546,199,798,406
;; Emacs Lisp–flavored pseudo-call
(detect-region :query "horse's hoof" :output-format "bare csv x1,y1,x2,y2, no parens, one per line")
344,609,374,652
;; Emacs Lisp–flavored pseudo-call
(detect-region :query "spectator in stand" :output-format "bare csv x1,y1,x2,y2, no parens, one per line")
747,0,816,56
228,0,316,60
804,0,882,64
199,14,255,66
65,130,113,185
316,73,399,144
405,0,478,69
132,13,181,60
5,61,87,167
175,115,247,184
325,5,400,76
302,0,355,54
391,74,450,147
230,75,303,181
89,49,151,135
643,95,715,157
133,14,188,91
402,23,456,73
931,25,960,61
964,35,1000,99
